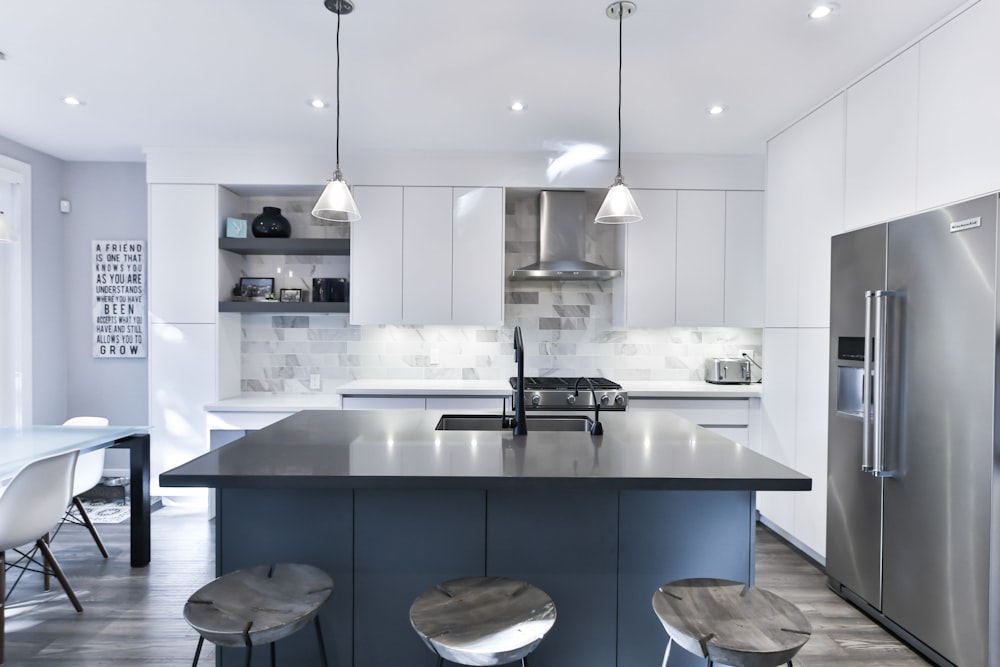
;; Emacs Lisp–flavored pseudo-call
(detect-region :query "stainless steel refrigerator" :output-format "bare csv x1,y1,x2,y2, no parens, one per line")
827,193,999,667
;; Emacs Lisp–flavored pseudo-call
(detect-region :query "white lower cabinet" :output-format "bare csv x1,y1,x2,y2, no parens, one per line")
758,328,799,536
627,397,756,449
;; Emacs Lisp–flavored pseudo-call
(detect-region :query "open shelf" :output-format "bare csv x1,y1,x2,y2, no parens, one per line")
219,301,349,313
219,237,350,256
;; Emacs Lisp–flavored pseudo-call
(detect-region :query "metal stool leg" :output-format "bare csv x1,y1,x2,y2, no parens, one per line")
244,644,253,667
270,640,276,667
191,636,204,667
314,615,329,667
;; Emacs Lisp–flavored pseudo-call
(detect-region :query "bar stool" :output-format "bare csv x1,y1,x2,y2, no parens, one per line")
409,576,557,666
183,562,333,667
651,578,811,667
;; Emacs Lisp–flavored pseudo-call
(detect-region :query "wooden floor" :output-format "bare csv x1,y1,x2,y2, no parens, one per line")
2,508,931,666
755,526,931,667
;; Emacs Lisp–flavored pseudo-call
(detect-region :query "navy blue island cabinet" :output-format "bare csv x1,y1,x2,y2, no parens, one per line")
161,409,809,667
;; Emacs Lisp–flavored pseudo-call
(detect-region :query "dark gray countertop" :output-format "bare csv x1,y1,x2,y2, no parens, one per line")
160,410,810,492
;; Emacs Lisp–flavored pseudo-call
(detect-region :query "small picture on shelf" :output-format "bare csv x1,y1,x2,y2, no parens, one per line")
239,277,275,301
225,217,248,238
279,288,303,303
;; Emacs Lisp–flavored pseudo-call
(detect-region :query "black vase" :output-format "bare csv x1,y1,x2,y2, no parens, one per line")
251,206,292,238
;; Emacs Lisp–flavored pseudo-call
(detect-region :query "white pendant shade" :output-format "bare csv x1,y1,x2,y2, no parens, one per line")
595,177,642,224
0,211,16,243
312,172,360,222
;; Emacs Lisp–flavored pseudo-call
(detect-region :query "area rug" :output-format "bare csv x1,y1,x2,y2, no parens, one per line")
78,498,161,523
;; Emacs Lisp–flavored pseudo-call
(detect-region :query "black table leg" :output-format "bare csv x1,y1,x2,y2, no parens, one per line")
112,434,151,567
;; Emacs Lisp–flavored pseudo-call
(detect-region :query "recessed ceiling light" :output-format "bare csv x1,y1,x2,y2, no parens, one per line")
808,3,838,19
309,99,328,109
510,101,525,112
708,105,726,115
63,96,82,106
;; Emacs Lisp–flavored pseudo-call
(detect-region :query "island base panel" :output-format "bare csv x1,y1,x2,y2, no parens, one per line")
216,487,754,667
216,488,353,667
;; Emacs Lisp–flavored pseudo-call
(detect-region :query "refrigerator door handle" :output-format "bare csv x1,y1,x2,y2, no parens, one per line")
871,289,897,478
862,290,875,472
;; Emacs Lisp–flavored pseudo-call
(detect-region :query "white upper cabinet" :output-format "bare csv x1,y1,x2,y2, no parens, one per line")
676,191,726,326
613,189,677,328
845,46,919,230
351,186,404,325
403,187,453,325
148,183,218,324
917,0,1000,211
724,191,764,327
452,187,504,325
352,185,503,326
765,94,846,328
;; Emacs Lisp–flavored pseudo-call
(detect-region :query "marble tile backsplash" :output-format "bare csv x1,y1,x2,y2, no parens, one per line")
238,192,762,393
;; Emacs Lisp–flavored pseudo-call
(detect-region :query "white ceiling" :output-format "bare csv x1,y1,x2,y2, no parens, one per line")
0,0,973,163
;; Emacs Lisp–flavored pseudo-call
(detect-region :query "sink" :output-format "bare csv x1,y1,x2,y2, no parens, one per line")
435,414,595,432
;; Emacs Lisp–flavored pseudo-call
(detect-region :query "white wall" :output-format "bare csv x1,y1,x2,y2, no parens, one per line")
64,162,149,471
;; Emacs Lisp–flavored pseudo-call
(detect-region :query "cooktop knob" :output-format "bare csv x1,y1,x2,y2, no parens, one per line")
600,393,611,405
531,393,541,406
566,393,576,405
614,394,625,406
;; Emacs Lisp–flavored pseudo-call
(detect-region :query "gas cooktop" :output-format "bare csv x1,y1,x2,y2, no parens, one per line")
509,376,628,410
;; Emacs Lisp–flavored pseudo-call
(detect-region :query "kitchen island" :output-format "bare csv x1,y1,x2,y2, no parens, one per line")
161,409,809,667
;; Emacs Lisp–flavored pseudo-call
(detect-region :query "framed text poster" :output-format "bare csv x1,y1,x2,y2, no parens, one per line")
93,240,146,358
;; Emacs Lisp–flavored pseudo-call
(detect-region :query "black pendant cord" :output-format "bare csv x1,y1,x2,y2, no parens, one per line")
335,8,342,174
617,6,623,176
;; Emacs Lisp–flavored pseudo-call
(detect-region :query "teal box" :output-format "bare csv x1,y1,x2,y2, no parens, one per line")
226,217,248,238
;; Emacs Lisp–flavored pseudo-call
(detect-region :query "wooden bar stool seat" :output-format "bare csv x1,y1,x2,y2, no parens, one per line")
651,577,811,667
183,562,333,667
409,576,557,666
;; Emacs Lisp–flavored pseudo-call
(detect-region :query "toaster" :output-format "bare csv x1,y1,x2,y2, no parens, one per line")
704,358,751,384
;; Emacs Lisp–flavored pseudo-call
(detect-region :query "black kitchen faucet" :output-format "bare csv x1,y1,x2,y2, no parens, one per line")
512,326,528,435
573,377,604,436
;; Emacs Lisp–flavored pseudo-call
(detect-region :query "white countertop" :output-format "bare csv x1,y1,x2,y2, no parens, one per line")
623,381,762,398
205,394,342,412
205,380,761,413
336,379,512,396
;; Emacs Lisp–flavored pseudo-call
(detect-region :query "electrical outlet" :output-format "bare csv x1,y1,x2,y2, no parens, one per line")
430,348,440,366
738,349,754,361
310,373,322,390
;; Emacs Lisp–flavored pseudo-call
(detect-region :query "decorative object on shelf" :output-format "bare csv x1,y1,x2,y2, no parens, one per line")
239,277,275,300
311,0,361,224
595,1,643,225
251,207,292,238
279,288,303,303
0,210,16,243
225,217,248,238
312,277,349,302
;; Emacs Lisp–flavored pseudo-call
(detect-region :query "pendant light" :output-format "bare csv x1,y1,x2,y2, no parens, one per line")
312,0,361,223
595,1,642,224
0,211,15,243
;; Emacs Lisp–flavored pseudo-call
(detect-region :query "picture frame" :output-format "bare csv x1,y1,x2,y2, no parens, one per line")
279,288,303,303
239,277,274,299
225,217,248,238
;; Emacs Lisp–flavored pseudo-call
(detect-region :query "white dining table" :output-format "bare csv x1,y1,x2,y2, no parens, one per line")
0,425,152,567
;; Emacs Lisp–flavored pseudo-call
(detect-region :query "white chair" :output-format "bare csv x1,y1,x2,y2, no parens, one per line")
0,450,84,663
58,416,110,558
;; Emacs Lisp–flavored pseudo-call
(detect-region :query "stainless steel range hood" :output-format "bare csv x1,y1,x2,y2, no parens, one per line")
510,190,622,280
